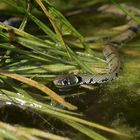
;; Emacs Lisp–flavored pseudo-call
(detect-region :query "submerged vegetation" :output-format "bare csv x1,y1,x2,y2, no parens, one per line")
0,0,140,139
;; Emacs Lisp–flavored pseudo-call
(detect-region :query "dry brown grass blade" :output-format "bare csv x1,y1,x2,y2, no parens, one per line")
35,0,66,48
0,72,77,110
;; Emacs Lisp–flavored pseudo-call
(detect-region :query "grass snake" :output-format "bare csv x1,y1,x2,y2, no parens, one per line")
54,4,140,89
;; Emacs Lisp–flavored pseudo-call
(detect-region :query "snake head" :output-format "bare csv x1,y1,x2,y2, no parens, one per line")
53,74,81,89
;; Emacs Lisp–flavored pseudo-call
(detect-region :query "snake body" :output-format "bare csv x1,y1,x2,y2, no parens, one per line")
54,4,140,88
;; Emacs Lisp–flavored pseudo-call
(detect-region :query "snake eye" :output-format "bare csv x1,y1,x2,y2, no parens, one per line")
61,79,68,85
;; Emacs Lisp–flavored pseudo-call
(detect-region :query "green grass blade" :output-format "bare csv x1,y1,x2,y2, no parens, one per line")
28,13,59,42
65,120,108,140
111,0,140,24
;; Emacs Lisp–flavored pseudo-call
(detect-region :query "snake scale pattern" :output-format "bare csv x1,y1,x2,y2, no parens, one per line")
54,4,140,88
